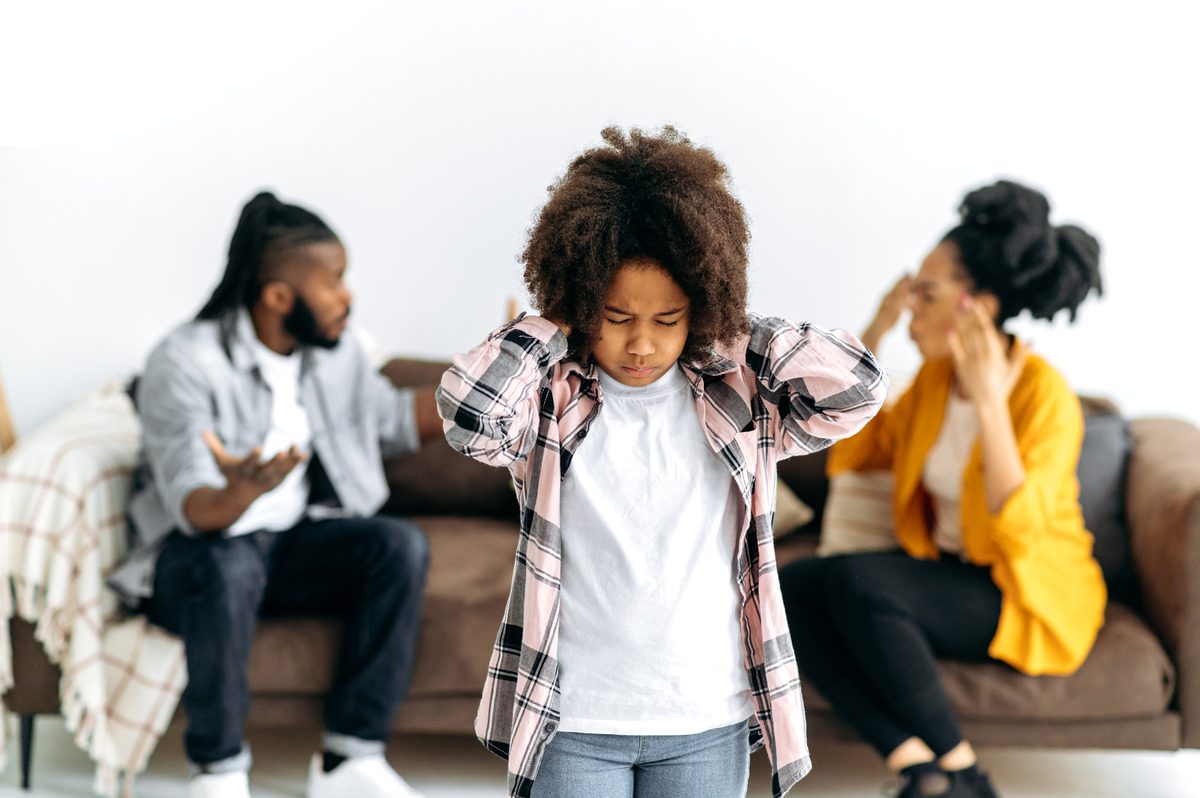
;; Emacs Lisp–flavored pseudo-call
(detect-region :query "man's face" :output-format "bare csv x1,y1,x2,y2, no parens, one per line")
281,241,353,349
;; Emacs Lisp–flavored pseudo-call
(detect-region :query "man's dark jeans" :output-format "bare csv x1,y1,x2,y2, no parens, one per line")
145,515,429,769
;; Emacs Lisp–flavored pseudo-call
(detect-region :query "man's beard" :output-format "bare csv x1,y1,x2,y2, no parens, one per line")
284,296,346,350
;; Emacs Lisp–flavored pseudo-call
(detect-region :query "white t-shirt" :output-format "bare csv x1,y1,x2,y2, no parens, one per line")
227,340,313,536
556,363,755,735
922,392,980,554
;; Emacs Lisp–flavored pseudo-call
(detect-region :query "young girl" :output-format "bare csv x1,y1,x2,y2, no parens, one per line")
437,127,888,798
780,180,1106,798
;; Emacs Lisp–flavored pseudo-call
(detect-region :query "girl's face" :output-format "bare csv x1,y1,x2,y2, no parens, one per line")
907,242,996,360
591,258,690,387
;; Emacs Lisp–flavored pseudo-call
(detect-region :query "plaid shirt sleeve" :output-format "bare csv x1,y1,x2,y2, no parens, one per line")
436,314,568,467
744,314,888,459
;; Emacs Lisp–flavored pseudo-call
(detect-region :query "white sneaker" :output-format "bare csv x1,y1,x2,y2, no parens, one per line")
306,753,426,798
188,770,251,798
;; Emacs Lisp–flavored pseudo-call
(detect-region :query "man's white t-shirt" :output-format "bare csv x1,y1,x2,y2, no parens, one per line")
556,363,755,735
227,340,313,536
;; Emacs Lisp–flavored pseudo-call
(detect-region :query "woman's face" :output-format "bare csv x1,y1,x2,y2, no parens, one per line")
907,242,977,360
590,258,691,387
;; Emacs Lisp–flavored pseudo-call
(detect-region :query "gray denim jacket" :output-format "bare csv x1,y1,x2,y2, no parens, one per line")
108,308,419,604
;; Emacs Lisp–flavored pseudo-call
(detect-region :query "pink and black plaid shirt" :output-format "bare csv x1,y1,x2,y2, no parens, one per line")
436,313,887,798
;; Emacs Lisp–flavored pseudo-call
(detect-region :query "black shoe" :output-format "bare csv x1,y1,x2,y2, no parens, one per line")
886,767,1000,798
947,767,1000,798
886,769,953,797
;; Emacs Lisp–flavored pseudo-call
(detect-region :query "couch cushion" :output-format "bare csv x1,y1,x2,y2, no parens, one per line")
777,447,831,531
801,603,1175,722
816,470,898,556
247,515,517,698
383,441,517,520
1077,411,1136,601
773,480,815,540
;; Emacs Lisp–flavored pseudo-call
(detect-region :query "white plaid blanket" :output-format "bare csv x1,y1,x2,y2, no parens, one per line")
0,382,185,796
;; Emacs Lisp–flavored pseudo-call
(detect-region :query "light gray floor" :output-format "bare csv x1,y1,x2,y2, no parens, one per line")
3,716,1198,797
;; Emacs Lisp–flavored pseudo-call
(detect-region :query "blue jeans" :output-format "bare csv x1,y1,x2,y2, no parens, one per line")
531,719,751,798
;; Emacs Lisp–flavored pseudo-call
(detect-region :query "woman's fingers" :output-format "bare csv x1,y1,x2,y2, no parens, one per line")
889,273,913,302
955,299,1001,360
954,308,982,357
946,327,967,369
881,273,913,317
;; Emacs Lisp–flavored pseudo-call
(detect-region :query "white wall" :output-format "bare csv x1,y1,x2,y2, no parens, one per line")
2,0,1198,435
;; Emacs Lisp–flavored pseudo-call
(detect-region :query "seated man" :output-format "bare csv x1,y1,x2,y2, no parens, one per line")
109,191,440,798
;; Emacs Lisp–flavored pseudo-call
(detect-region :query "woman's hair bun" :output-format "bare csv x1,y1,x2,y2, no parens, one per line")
944,179,1101,323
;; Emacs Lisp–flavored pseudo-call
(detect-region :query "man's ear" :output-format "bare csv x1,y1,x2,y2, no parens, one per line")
259,281,295,315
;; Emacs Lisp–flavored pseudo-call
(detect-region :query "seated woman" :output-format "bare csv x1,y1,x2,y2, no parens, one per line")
779,180,1106,798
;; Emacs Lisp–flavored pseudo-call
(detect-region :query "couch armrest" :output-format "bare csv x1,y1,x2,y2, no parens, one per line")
0,383,140,663
1126,418,1200,747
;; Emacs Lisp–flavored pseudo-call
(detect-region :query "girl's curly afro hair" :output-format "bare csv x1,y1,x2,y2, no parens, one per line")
522,126,751,363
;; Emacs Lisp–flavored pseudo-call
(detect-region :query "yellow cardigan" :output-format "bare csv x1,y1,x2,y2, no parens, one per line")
827,352,1107,676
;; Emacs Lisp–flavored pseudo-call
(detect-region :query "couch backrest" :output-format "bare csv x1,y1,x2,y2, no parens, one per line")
379,359,1136,599
380,358,517,520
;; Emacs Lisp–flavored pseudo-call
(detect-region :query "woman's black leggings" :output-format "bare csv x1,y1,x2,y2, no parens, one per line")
779,551,1002,759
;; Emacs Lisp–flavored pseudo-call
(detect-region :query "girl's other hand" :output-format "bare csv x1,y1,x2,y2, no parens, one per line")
544,316,572,339
507,298,570,338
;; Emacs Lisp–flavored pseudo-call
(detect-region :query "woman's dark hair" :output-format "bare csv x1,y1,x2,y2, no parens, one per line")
197,191,339,320
522,126,750,363
942,179,1102,324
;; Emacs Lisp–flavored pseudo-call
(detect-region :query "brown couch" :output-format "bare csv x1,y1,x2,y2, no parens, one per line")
6,358,1200,790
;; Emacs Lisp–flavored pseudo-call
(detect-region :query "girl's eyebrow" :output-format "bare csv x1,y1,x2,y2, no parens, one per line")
604,305,688,317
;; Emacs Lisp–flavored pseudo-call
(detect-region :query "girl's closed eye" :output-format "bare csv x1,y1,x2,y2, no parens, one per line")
605,317,679,327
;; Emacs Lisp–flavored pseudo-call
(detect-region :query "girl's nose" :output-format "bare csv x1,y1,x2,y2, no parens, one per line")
628,335,655,357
